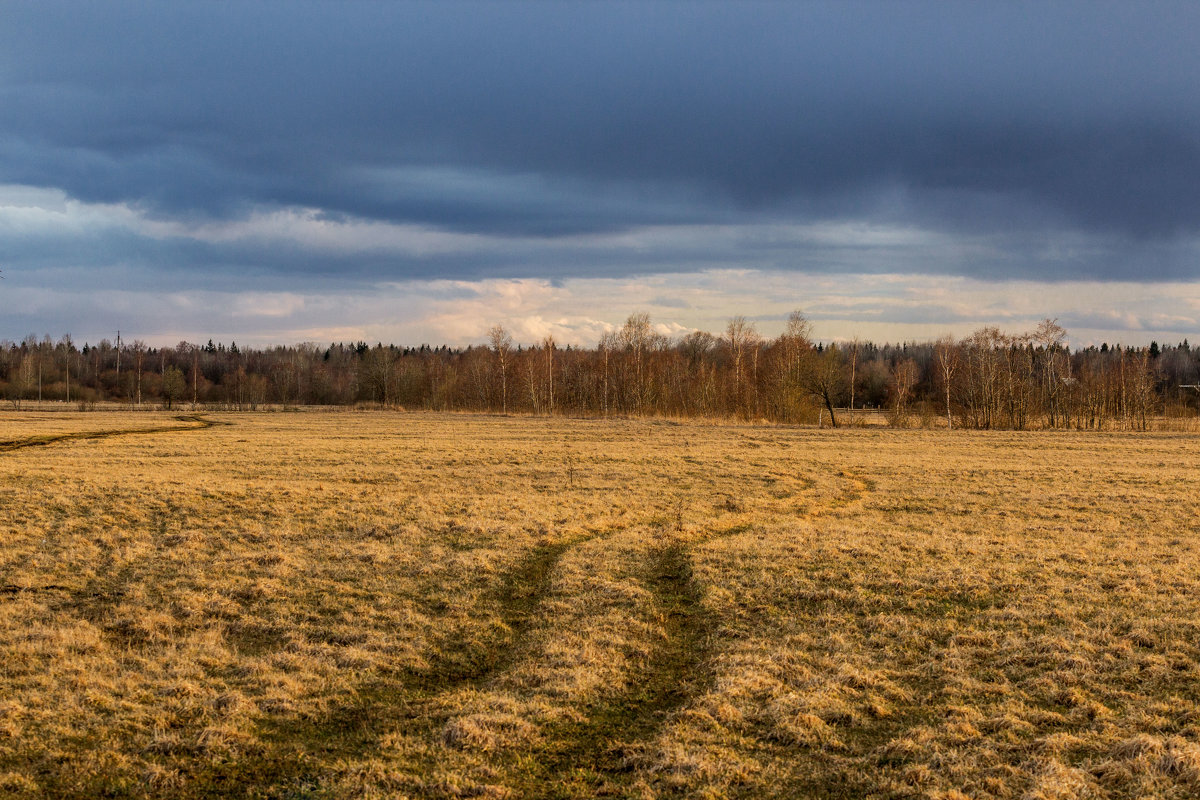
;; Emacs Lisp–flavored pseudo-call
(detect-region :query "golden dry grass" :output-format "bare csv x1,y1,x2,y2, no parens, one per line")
0,411,203,447
0,410,1198,798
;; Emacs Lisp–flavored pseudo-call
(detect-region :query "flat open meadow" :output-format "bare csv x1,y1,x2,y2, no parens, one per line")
1,410,1199,799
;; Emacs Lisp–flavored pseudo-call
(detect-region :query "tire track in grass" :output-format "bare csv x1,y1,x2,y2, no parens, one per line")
194,535,600,797
195,462,874,797
758,466,941,800
53,509,177,650
510,540,714,798
0,413,225,453
420,538,573,689
514,467,877,797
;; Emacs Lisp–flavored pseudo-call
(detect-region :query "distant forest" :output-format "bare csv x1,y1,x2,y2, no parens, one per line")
3,313,1198,430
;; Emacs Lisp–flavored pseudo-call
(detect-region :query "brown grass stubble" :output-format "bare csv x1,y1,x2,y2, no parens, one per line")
0,412,854,798
2,413,1200,798
197,417,660,797
0,411,228,648
0,413,219,452
282,425,876,799
487,462,875,799
645,431,1200,800
249,424,861,799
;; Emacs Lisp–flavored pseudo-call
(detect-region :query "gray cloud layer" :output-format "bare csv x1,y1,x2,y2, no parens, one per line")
2,1,1200,296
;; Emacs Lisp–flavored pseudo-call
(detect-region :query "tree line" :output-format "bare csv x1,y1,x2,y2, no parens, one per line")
1,313,1197,429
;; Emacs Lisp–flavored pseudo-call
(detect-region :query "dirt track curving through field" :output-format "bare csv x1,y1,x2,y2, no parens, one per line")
426,539,576,689
10,416,1200,798
503,466,878,796
207,532,617,794
4,415,878,797
326,455,874,796
513,541,714,793
0,414,223,452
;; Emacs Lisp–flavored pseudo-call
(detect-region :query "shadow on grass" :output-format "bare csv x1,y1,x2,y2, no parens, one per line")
506,542,717,799
186,540,574,798
0,414,226,453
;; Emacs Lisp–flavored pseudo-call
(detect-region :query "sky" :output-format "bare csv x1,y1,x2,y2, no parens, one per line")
2,1,1199,349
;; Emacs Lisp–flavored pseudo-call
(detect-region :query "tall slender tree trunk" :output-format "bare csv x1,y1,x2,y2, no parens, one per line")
849,339,858,425
603,346,609,417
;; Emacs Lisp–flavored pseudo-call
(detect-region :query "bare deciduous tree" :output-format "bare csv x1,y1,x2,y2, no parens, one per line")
805,345,846,428
847,337,860,425
619,312,662,414
934,336,959,429
723,316,757,417
488,325,512,414
162,365,186,409
1033,318,1069,428
888,358,919,427
543,334,555,415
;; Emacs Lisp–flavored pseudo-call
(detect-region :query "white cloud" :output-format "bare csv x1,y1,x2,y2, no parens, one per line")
9,270,1194,351
0,183,141,235
2,183,1197,349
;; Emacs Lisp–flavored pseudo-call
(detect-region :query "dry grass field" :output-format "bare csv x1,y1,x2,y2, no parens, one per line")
1,410,1199,799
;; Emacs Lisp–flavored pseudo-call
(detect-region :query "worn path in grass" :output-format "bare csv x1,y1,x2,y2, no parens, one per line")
507,541,713,798
0,413,224,452
194,535,608,796
5,420,876,798
190,467,858,797
505,466,878,798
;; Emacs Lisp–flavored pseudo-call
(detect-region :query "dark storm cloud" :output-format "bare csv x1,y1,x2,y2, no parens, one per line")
2,1,1200,285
